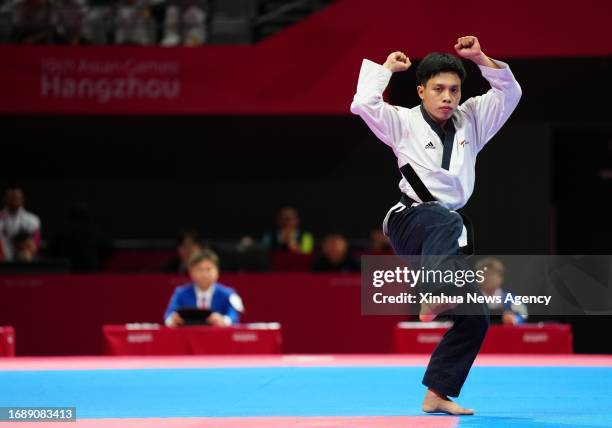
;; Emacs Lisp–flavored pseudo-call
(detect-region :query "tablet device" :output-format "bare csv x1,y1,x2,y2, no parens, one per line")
177,308,212,326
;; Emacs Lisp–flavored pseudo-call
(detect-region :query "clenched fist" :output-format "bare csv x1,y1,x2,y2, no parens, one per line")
454,36,482,60
453,36,499,68
383,51,411,73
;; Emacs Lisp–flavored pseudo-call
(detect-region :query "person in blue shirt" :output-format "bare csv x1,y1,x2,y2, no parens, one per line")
164,248,244,327
475,257,528,324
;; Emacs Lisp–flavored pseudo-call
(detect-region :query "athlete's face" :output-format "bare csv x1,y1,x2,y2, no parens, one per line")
417,72,461,127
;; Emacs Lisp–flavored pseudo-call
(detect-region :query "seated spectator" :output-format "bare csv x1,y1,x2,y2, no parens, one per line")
50,0,89,44
164,249,244,327
113,0,154,45
12,231,38,262
311,233,360,272
369,227,393,254
161,0,207,46
0,2,12,42
10,0,52,44
0,186,41,261
262,206,314,254
162,230,203,273
475,257,528,325
81,2,113,44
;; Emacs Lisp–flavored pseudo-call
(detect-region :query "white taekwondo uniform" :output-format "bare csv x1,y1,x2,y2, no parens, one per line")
350,58,522,243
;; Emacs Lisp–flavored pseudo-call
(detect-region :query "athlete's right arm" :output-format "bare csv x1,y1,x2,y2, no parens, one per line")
350,52,410,147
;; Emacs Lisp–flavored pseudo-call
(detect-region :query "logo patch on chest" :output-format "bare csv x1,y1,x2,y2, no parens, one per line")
425,142,435,149
459,140,469,147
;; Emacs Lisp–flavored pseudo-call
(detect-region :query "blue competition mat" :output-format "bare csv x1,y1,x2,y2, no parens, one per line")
1,366,611,427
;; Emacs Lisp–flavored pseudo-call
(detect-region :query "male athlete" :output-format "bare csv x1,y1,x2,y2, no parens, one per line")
351,36,521,415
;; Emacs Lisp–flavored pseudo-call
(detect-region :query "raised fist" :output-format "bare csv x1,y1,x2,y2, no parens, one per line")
383,51,411,73
453,36,483,61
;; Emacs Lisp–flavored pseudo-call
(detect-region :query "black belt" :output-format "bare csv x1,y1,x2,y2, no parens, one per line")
398,193,475,256
398,161,475,255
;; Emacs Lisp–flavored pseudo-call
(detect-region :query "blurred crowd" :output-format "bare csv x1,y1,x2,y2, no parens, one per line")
0,0,209,45
0,185,393,273
0,185,530,325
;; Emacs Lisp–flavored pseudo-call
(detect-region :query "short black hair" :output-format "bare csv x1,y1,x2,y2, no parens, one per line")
4,183,23,194
188,248,220,269
177,229,200,245
416,52,466,86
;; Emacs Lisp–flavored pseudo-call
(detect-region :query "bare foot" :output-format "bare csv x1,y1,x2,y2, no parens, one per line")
422,388,474,415
419,301,458,322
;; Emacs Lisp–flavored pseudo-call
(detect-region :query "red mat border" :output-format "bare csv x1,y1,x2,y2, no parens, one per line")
1,354,611,371
0,415,459,428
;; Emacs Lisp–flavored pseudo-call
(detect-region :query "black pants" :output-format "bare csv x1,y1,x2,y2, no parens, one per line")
387,201,489,398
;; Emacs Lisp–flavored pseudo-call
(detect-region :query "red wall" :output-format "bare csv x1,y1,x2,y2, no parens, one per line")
1,0,610,115
0,273,406,356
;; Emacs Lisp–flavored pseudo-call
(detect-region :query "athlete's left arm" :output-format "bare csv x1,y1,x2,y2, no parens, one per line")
455,36,522,150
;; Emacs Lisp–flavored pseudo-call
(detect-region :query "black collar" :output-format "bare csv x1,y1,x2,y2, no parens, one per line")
419,104,455,141
420,104,456,170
